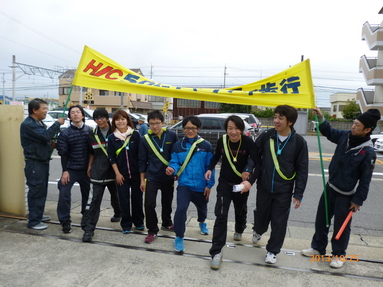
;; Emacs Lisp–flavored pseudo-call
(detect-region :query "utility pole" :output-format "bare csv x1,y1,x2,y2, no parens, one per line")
2,73,5,98
12,55,16,101
223,65,227,88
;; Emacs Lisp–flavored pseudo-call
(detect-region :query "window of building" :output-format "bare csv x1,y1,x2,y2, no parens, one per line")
99,90,109,96
339,105,345,111
149,95,166,102
205,101,221,109
62,87,71,95
178,99,201,108
115,91,123,96
333,105,337,112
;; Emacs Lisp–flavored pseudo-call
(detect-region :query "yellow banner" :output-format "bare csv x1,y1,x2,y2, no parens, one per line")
73,46,316,108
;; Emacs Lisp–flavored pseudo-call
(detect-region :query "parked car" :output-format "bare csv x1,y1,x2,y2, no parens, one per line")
42,113,56,129
168,114,256,150
371,133,383,152
219,113,262,133
48,108,97,131
108,111,140,129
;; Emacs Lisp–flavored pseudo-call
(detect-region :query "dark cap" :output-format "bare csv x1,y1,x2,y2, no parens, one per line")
356,109,381,130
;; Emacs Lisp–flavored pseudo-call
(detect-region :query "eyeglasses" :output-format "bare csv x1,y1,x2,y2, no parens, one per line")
183,127,198,131
149,121,162,126
95,116,106,120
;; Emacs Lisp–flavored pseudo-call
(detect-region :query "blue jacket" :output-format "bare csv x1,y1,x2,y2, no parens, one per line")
138,129,178,182
319,120,376,206
57,123,92,171
169,136,215,192
20,116,61,162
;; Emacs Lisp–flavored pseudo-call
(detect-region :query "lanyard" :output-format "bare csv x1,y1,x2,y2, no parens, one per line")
177,138,205,177
270,137,296,181
222,134,242,177
144,133,169,166
116,132,133,156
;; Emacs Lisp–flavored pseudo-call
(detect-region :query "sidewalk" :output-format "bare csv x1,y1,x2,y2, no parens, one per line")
1,199,383,287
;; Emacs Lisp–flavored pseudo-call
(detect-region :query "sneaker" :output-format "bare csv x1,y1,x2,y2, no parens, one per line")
122,230,132,234
265,252,277,264
110,215,121,222
174,237,185,253
82,231,94,242
233,232,242,241
135,225,145,231
252,231,262,244
42,215,51,222
161,225,175,232
301,248,320,257
330,256,345,268
199,222,209,235
62,221,71,234
144,233,157,243
210,252,223,270
30,222,48,230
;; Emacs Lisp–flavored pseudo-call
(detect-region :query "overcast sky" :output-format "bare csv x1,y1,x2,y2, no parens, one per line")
1,0,383,107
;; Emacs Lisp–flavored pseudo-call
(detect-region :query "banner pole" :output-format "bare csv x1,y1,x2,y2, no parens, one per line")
314,114,329,227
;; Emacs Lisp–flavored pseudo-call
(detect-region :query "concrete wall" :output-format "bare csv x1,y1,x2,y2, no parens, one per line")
0,105,26,216
259,117,353,133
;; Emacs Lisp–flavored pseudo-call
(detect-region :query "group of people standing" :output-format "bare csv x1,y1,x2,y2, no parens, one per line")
21,99,379,271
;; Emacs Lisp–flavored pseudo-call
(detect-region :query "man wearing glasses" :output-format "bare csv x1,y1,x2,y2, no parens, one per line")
166,116,215,253
81,108,121,242
139,110,178,243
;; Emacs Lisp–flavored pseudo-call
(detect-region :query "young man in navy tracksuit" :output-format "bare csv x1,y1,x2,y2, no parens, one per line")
302,108,380,268
206,115,258,270
166,116,215,253
138,110,178,243
81,108,121,242
242,105,309,264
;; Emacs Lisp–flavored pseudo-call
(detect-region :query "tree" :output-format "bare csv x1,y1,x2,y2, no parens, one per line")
253,107,275,118
342,100,361,120
219,103,252,113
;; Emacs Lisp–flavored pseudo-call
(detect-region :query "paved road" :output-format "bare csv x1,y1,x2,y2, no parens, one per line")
2,136,383,286
46,135,383,237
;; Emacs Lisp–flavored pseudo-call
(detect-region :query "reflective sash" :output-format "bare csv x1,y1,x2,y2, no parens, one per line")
222,135,242,177
269,138,296,180
144,134,169,166
176,138,205,177
116,132,133,156
93,127,108,156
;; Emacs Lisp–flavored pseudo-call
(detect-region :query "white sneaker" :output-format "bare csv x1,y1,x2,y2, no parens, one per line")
265,252,277,264
330,256,344,268
301,248,320,257
252,231,262,244
210,252,223,270
30,222,48,230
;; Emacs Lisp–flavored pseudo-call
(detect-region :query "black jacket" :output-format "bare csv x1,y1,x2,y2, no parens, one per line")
20,116,61,162
107,131,141,178
138,129,178,182
57,123,92,171
208,135,257,184
319,120,376,206
89,125,115,184
255,128,308,200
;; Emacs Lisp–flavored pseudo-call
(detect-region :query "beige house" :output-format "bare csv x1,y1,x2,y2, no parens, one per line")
58,69,152,114
330,92,356,119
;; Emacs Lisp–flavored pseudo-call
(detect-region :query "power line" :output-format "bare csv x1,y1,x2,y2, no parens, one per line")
0,9,81,55
0,36,78,65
